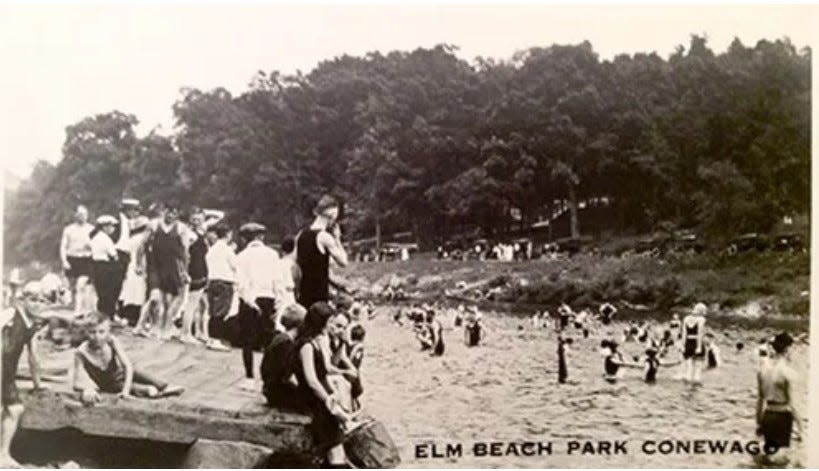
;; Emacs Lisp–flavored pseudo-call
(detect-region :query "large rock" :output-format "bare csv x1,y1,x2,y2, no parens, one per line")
181,439,274,469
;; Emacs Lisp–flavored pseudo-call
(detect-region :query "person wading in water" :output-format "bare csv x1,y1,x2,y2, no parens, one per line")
296,195,350,309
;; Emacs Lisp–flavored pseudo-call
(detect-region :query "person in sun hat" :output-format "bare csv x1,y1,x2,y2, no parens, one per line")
681,302,708,384
756,332,804,464
112,199,142,318
295,195,350,309
90,215,120,318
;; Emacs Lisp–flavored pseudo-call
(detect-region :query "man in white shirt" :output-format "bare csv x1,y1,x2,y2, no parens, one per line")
90,215,120,318
235,223,279,390
205,224,237,345
60,205,95,314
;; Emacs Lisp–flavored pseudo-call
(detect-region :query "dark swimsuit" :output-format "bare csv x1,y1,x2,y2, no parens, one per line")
604,352,622,383
466,322,482,347
430,322,445,356
294,340,344,452
645,357,660,383
682,321,703,359
80,340,127,393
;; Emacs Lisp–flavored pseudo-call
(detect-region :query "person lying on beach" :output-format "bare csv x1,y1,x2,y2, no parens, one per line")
643,347,682,383
72,312,184,404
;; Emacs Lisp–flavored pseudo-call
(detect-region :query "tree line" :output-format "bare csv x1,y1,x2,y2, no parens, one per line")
4,36,810,265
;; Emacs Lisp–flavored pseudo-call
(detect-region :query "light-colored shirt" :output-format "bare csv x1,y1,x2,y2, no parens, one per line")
273,256,297,308
116,213,129,249
61,223,94,258
90,232,118,262
236,240,279,301
206,239,238,283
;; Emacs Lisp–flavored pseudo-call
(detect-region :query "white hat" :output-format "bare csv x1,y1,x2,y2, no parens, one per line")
96,215,118,225
693,303,708,316
121,198,141,208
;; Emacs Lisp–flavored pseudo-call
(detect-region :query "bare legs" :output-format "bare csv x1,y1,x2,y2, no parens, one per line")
0,404,24,467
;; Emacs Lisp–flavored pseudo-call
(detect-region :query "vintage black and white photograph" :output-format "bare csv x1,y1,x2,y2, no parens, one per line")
0,2,813,468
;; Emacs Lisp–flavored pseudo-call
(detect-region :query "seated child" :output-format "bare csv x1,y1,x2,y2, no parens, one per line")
345,324,366,409
261,304,307,409
73,312,184,404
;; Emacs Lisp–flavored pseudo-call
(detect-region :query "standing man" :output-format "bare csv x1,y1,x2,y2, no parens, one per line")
60,205,95,315
179,208,224,345
235,223,279,390
133,204,189,340
296,195,350,309
90,215,120,318
205,224,236,347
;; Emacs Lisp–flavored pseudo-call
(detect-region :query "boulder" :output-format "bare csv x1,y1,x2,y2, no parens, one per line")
181,439,274,469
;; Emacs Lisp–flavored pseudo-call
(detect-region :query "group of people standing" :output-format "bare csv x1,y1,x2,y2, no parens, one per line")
56,194,367,466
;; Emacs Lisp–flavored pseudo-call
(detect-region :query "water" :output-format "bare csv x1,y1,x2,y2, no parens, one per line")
360,307,808,468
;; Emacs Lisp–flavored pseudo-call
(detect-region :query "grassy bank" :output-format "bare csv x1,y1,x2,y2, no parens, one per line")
339,251,809,319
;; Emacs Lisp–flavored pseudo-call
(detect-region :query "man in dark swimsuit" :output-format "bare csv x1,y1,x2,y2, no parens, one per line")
1,302,45,466
296,195,349,309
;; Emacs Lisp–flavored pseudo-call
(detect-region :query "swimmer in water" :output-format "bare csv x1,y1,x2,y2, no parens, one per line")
557,335,574,384
623,321,639,343
756,332,804,466
600,340,639,383
453,304,465,327
642,347,682,383
597,302,617,325
681,302,708,384
464,309,484,347
669,313,682,339
557,303,573,332
426,310,445,357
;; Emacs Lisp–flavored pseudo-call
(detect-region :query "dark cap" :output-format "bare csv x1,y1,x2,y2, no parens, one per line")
239,222,266,235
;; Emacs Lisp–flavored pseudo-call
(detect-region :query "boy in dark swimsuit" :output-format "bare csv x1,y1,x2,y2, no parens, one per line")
642,347,682,383
73,312,184,403
1,303,46,467
261,304,306,409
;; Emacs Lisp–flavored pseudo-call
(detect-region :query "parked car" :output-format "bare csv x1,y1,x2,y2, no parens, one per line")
772,233,804,252
727,233,769,254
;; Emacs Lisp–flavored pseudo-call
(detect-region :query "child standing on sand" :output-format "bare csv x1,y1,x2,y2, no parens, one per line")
73,312,184,404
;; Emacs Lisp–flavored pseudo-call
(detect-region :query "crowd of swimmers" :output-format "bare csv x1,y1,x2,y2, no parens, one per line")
391,303,487,354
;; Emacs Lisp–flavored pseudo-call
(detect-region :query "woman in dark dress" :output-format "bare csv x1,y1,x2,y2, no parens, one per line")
293,302,350,467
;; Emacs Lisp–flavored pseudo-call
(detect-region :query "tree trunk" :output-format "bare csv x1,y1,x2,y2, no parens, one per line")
375,215,382,252
568,184,580,239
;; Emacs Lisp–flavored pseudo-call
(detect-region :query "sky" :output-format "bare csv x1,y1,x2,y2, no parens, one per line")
0,3,815,179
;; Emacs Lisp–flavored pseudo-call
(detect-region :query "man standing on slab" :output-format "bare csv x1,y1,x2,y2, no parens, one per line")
295,195,350,309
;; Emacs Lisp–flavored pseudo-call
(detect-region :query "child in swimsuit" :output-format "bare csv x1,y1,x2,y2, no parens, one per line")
426,311,445,357
642,347,682,383
73,312,184,404
600,340,639,383
464,314,483,347
598,303,617,325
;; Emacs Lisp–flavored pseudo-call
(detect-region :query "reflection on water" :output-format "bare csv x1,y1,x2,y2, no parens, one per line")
361,307,808,468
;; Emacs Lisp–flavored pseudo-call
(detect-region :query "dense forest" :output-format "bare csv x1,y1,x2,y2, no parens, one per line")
3,36,810,265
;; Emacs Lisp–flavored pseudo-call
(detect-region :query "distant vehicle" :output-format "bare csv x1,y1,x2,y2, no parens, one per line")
553,236,592,256
669,230,705,254
379,242,419,261
727,233,769,254
772,233,804,252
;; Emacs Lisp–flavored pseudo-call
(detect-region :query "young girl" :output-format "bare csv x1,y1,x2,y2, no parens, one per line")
293,302,354,468
73,312,184,403
642,347,682,383
682,302,708,383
